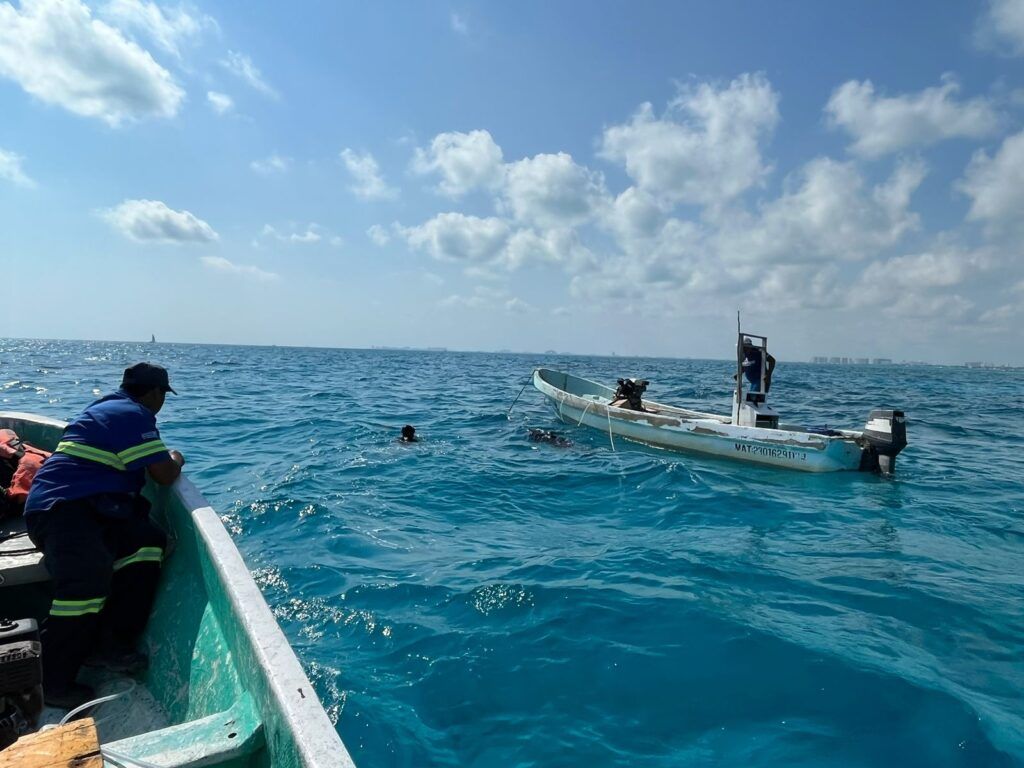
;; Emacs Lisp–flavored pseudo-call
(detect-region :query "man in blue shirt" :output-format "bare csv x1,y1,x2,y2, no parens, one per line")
741,337,777,393
25,363,185,707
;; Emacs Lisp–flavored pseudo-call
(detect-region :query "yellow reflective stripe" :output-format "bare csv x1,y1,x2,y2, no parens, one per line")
50,597,106,617
113,546,163,571
117,440,167,464
55,441,126,471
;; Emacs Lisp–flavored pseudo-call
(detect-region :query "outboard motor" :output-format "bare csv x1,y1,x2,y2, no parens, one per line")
612,378,649,411
0,618,43,749
859,409,907,474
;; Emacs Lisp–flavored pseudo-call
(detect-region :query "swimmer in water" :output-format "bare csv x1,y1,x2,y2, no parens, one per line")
399,424,419,443
528,428,572,447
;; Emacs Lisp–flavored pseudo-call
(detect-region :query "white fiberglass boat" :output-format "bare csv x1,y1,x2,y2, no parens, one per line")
532,330,906,473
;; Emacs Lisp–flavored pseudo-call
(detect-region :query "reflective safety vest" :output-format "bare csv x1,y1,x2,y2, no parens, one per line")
53,438,167,472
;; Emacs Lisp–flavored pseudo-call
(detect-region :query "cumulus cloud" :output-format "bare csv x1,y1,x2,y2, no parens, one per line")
503,227,594,271
102,199,218,243
501,152,608,228
207,90,232,114
574,156,928,313
250,154,290,174
340,148,397,200
221,50,276,97
200,256,278,282
715,157,926,265
0,148,36,188
825,76,1002,157
411,129,505,197
366,224,391,246
0,0,184,125
439,285,512,310
975,0,1024,56
959,129,1024,231
400,212,510,264
600,73,779,208
99,0,216,58
256,223,323,245
505,297,536,314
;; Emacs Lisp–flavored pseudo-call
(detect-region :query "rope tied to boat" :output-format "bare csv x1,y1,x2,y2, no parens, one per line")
576,401,592,426
506,375,532,420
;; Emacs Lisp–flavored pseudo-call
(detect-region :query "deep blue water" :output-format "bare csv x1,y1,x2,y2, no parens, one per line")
2,339,1023,767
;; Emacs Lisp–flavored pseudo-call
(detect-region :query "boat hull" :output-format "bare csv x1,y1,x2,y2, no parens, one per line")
532,369,866,472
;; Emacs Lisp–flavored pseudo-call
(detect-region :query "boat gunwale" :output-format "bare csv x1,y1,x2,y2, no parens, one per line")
178,477,356,768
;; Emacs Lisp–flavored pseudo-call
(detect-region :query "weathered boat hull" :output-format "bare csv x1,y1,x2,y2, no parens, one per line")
0,412,355,767
532,369,867,472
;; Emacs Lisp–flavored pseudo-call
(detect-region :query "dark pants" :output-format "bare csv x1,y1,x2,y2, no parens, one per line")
25,497,166,693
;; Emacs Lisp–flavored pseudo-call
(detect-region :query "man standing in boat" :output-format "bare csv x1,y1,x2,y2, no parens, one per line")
742,337,776,393
23,363,185,707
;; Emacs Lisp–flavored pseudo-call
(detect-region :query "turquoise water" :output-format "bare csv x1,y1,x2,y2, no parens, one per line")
2,339,1022,767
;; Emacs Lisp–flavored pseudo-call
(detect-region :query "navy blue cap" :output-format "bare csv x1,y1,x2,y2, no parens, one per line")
122,363,176,395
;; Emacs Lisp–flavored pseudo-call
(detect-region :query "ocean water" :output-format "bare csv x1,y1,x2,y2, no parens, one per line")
2,338,1022,767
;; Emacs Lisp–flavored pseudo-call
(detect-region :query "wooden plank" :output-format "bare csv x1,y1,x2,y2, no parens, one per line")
0,718,101,768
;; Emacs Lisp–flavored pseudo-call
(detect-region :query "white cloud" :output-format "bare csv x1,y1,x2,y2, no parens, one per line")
400,212,510,264
256,223,341,247
207,90,232,114
0,0,184,125
501,152,607,228
221,50,276,98
439,285,507,309
201,255,278,282
825,76,1002,157
503,227,594,271
450,11,468,35
367,224,391,246
607,187,667,246
504,297,536,314
340,148,397,200
975,0,1024,56
715,157,926,265
102,199,217,243
0,148,36,188
574,156,928,314
250,154,290,174
257,223,322,245
411,129,504,197
856,248,985,294
599,73,779,208
959,129,1024,230
99,0,216,58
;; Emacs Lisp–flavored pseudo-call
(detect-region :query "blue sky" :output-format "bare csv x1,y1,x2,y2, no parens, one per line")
1,0,1023,363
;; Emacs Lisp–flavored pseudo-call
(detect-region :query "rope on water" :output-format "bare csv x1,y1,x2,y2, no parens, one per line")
606,407,616,451
506,375,532,420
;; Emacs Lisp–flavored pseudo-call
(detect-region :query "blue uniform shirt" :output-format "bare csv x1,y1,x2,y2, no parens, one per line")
25,390,171,516
742,348,764,388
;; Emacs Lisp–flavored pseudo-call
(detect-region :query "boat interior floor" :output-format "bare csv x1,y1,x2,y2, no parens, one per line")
41,667,171,741
1,516,171,743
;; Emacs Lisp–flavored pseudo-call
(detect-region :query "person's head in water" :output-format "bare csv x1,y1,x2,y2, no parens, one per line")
400,425,418,442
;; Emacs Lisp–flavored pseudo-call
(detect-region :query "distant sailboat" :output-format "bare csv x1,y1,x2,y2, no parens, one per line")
150,334,156,343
